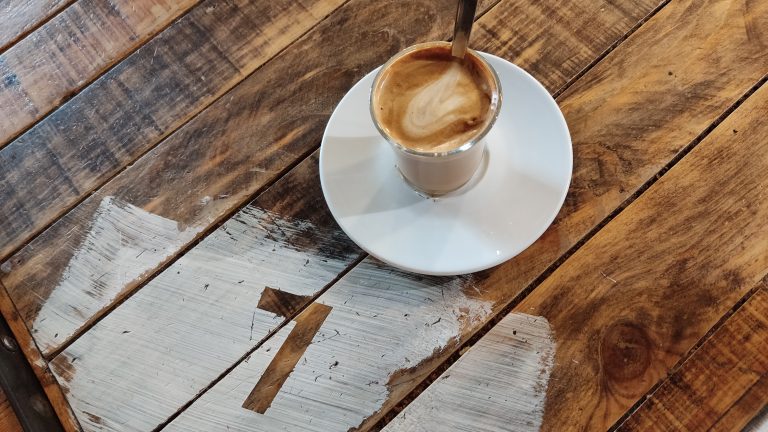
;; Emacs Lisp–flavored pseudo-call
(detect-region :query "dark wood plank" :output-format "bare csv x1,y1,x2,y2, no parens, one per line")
618,287,768,432
0,0,70,52
0,0,661,361
0,388,23,432
0,0,200,148
0,281,80,432
0,0,349,260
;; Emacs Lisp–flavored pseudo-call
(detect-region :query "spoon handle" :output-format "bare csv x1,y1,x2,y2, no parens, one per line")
451,0,478,59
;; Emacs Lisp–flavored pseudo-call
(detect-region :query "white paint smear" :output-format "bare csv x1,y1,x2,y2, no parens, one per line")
51,205,359,432
164,259,493,432
34,196,202,353
383,313,555,432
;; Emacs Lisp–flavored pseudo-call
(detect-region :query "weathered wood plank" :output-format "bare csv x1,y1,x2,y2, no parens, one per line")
618,287,768,432
0,0,70,52
511,82,768,431
382,312,557,432
158,1,767,430
0,281,80,432
1,0,661,360
0,0,349,260
744,408,768,432
0,0,497,357
0,0,200,148
48,155,365,432
0,388,23,432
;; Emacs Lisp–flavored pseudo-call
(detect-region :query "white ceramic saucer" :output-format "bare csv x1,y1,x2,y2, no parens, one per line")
319,53,572,276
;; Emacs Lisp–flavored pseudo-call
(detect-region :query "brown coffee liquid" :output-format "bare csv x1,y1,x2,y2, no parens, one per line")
372,44,496,153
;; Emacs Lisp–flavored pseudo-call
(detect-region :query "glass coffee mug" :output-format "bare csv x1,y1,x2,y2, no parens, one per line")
370,41,502,196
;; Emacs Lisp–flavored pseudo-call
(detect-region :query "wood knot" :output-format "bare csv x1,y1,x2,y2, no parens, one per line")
600,321,651,382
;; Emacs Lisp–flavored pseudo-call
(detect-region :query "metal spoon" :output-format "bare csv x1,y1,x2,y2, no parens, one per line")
451,0,478,59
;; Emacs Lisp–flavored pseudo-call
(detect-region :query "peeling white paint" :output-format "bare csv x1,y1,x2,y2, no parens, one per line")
165,259,493,432
51,204,359,432
383,313,555,432
34,196,202,353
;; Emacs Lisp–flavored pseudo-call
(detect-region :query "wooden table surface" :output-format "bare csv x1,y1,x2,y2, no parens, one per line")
1,1,767,431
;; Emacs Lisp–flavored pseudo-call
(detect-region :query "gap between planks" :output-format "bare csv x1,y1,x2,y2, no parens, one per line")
0,0,76,55
0,0,356,263
0,0,203,150
154,0,675,427
608,277,768,431
38,0,503,362
370,68,768,430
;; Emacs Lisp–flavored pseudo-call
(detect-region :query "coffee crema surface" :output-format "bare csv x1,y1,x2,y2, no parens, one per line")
372,44,497,153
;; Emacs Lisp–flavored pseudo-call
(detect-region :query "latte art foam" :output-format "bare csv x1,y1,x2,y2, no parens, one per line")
372,44,497,153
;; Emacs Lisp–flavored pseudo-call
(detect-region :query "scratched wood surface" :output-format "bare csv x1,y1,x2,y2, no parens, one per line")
0,0,200,148
618,286,768,432
0,0,70,51
168,0,766,429
0,0,767,431
49,1,768,429
0,388,23,432
0,0,348,260
0,0,660,361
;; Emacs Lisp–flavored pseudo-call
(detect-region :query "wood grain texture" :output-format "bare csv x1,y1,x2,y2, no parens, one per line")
0,0,660,360
167,0,768,429
382,313,556,432
0,0,70,52
0,281,80,432
0,0,497,357
164,258,494,432
242,302,333,414
512,82,768,431
0,0,200,147
48,155,364,432
618,287,768,432
0,0,348,260
0,387,23,432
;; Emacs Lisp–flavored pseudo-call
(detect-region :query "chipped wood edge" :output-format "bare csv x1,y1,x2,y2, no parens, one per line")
0,281,80,432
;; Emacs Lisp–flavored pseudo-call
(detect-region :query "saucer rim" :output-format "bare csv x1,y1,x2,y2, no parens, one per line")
319,52,573,276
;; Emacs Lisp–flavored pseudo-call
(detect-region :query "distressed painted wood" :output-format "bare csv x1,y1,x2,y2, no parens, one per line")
161,1,768,429
0,388,23,432
1,0,662,360
618,287,768,432
0,281,80,432
1,0,497,357
0,0,70,52
49,155,364,432
0,0,200,148
162,258,494,432
382,312,556,432
0,0,349,260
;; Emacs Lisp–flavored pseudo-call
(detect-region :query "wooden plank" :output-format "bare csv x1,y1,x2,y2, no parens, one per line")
0,0,349,261
381,312,557,432
743,408,768,432
0,0,70,52
0,0,662,360
0,388,23,432
160,1,768,430
0,281,80,432
617,288,768,432
506,82,768,430
47,155,365,432
0,0,200,148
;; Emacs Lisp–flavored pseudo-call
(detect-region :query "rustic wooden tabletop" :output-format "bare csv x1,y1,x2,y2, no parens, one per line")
1,0,767,431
